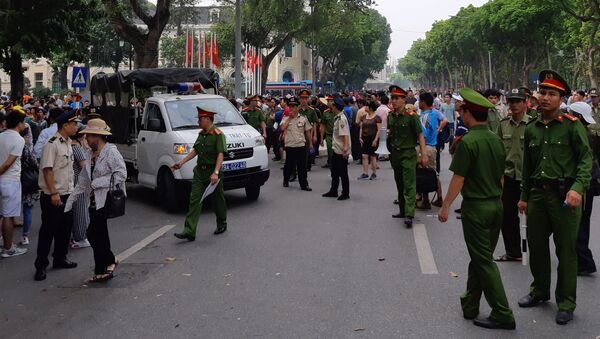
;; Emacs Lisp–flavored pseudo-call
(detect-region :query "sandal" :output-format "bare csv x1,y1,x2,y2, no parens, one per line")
88,272,114,283
105,260,119,275
494,254,522,262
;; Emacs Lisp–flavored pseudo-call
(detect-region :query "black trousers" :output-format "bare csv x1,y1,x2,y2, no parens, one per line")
87,207,116,275
500,175,521,258
350,125,361,161
329,153,349,196
577,189,596,273
284,146,308,188
35,193,73,270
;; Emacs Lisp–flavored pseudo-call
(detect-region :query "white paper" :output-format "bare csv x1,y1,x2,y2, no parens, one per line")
200,179,220,203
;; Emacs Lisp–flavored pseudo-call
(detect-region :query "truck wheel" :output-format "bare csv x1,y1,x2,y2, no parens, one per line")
245,185,260,201
158,169,180,213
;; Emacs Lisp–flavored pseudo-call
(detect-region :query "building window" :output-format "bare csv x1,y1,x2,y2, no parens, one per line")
34,72,43,88
209,8,220,22
284,41,293,58
282,71,294,83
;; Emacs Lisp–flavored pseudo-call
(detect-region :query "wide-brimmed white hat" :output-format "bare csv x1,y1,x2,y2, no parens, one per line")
569,102,596,124
80,118,112,135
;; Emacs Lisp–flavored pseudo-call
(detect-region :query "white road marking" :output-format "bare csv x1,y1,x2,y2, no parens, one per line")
116,224,176,262
413,223,439,274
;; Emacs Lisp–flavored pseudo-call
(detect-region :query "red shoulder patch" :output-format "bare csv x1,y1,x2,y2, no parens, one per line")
407,111,414,116
213,128,222,135
563,113,578,122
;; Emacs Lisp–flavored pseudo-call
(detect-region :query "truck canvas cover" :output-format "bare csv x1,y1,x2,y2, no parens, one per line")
90,68,220,143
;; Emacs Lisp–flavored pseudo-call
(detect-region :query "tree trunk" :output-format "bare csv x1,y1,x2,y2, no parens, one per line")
59,65,68,90
588,45,599,88
260,34,294,93
7,50,24,101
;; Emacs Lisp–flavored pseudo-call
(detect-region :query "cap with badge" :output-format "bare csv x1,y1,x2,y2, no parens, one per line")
589,88,598,97
459,88,495,114
56,110,81,125
506,88,527,101
519,86,532,96
197,106,216,119
389,85,407,98
298,89,311,98
286,97,299,106
538,69,571,96
332,97,345,110
569,102,596,124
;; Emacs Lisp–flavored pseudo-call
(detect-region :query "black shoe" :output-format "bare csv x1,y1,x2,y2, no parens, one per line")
301,186,312,192
463,313,478,320
518,293,547,308
392,212,405,218
174,232,195,241
213,227,227,235
555,310,573,325
283,182,289,187
322,191,338,198
337,194,349,201
473,317,516,330
34,269,47,281
404,217,413,228
454,208,461,213
393,200,399,205
53,259,78,269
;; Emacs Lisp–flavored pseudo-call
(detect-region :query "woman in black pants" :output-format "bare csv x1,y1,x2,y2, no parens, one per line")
66,119,126,282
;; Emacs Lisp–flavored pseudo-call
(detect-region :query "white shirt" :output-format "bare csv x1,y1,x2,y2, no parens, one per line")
34,123,58,159
375,104,390,128
0,129,25,182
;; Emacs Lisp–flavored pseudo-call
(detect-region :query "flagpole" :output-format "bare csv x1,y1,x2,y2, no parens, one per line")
190,30,194,68
184,28,188,67
197,29,201,68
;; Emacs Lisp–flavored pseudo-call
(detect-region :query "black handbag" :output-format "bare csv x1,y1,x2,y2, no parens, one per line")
106,173,126,219
20,151,39,194
416,167,438,193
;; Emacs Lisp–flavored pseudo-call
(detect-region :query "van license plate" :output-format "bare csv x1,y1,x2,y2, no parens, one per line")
223,161,247,171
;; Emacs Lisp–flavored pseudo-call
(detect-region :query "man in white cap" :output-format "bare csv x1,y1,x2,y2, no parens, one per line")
568,101,597,276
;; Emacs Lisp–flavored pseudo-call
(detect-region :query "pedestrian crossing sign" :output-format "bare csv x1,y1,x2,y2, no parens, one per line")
71,66,88,88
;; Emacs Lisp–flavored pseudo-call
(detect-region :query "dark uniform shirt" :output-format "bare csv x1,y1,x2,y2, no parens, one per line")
299,106,319,127
520,113,593,201
321,109,335,136
193,126,226,167
242,109,265,132
387,107,421,150
450,125,505,199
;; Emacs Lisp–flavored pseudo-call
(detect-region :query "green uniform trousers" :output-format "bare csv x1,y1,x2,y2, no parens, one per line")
183,168,227,236
325,135,333,164
391,150,417,218
460,199,515,324
527,188,580,312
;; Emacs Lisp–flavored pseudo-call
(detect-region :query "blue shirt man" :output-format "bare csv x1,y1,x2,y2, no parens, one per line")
420,109,440,146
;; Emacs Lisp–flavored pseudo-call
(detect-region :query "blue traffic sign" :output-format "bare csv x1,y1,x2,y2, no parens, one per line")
72,66,88,88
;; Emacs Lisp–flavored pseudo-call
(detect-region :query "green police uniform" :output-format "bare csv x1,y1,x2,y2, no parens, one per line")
520,113,592,312
321,109,335,163
449,88,515,325
182,126,228,236
243,109,265,133
300,105,318,167
387,106,421,218
487,107,502,134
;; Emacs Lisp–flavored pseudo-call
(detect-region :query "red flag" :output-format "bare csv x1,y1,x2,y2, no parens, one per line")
204,35,210,67
212,33,220,68
186,31,193,67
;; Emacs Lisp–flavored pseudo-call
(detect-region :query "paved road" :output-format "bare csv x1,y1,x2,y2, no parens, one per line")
1,151,599,338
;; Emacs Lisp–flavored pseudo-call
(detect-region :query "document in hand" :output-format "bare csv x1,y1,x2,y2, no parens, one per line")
200,179,220,203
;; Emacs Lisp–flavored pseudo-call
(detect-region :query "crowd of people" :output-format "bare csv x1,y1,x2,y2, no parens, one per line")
0,93,126,283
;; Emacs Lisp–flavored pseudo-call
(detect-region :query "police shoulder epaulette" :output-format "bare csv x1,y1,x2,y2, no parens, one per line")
241,107,250,112
526,116,539,125
213,128,222,135
500,117,510,122
563,113,578,122
48,136,57,143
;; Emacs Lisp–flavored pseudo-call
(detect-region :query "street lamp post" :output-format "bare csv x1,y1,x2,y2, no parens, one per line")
234,0,242,99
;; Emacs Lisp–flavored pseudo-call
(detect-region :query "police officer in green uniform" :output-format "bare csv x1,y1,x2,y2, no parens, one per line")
387,85,428,228
494,88,531,262
298,90,319,171
242,95,267,140
517,70,592,325
173,107,227,241
439,88,515,330
485,89,503,134
320,95,335,168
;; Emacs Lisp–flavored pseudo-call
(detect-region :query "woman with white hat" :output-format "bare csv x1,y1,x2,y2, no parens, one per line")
66,119,127,282
568,102,598,276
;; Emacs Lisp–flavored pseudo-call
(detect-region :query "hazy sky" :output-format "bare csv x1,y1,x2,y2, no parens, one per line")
373,0,488,61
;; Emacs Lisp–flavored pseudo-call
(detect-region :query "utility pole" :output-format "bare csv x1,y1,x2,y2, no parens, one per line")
488,50,493,88
234,0,242,99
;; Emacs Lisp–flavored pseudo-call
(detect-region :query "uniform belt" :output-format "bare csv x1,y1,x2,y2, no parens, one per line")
531,178,574,192
198,164,215,170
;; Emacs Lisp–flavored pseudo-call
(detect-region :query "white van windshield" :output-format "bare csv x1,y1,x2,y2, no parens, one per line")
165,98,246,130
